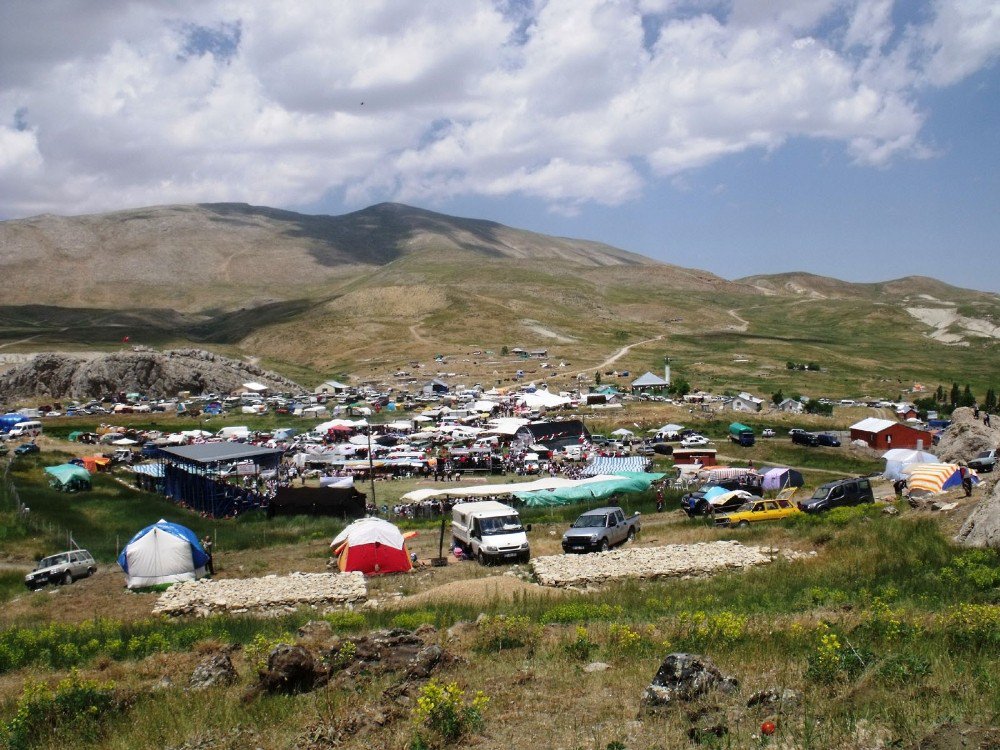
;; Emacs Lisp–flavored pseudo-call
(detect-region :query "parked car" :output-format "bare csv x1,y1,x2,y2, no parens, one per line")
24,549,97,589
968,449,998,473
13,442,40,456
791,431,820,447
681,435,711,448
761,428,776,438
798,477,874,513
681,477,764,516
714,496,801,527
816,433,841,447
561,507,641,553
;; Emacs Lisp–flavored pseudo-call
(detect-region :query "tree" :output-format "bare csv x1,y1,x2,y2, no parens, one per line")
500,346,509,356
985,387,997,413
950,382,960,407
595,371,602,386
936,384,945,403
786,361,796,370
960,384,976,408
805,401,833,416
806,362,820,371
772,390,784,405
670,377,691,397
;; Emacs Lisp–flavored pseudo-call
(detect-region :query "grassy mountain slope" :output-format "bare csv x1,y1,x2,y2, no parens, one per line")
0,204,996,397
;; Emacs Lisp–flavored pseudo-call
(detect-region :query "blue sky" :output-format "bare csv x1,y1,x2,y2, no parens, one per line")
1,1,998,291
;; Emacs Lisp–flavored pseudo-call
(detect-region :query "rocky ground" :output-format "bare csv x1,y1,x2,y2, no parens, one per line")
530,540,814,587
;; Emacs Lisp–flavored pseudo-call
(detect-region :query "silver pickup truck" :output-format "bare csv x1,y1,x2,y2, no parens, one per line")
561,506,640,554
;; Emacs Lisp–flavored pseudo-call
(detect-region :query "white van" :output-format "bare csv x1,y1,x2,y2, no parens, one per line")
452,501,530,565
216,425,251,440
8,421,42,438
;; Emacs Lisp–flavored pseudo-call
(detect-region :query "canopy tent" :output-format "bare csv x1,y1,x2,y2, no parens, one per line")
610,428,634,437
67,431,85,442
581,456,651,476
44,463,91,492
882,449,941,480
702,486,730,503
117,519,208,588
400,473,665,506
330,517,414,575
81,455,111,473
762,467,805,491
515,472,666,507
517,389,570,409
705,489,755,508
903,463,979,496
702,467,756,482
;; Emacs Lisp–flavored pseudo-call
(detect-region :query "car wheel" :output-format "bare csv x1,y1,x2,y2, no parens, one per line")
627,528,636,542
62,571,73,585
599,539,610,553
737,520,750,528
88,567,96,577
477,550,487,566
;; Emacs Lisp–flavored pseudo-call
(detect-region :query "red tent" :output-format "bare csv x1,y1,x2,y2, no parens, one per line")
330,518,414,575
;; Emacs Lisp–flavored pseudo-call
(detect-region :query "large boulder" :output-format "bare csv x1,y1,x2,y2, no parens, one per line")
955,479,1000,549
937,407,998,464
258,644,319,694
643,653,738,706
189,651,238,689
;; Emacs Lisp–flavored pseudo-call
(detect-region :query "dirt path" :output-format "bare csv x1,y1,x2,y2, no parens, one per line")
725,309,749,332
564,334,665,378
714,452,854,477
408,323,431,346
0,334,41,350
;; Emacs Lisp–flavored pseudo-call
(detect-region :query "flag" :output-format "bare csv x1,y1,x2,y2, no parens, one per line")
122,336,130,343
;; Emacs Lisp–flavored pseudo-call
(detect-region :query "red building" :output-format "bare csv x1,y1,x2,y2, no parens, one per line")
849,418,933,451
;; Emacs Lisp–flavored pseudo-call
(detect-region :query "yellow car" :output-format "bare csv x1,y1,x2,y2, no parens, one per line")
714,496,801,527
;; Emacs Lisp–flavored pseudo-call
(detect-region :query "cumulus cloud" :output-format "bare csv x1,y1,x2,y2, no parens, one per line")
0,0,996,217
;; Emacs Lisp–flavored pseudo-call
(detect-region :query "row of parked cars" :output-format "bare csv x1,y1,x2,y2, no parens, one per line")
790,429,841,447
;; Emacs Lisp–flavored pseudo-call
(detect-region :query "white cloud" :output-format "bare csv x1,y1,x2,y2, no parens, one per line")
0,0,995,217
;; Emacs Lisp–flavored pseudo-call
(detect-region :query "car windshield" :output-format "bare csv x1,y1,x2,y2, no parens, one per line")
572,514,607,528
480,515,524,535
810,487,831,500
39,554,69,568
976,451,991,458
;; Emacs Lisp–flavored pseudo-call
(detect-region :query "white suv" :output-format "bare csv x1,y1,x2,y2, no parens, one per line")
24,550,97,590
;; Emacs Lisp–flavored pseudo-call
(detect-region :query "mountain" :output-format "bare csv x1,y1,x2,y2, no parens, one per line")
0,203,997,400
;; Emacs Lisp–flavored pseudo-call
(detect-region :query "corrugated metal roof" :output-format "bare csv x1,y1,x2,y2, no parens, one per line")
850,418,898,433
160,443,284,464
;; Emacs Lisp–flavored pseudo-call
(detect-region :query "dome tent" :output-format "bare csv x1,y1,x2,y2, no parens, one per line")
331,517,414,575
117,519,209,588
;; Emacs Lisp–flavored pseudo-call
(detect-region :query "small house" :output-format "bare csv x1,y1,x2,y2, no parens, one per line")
775,398,804,414
849,418,933,451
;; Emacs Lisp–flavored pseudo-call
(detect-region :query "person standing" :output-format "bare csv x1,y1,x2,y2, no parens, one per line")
201,535,215,575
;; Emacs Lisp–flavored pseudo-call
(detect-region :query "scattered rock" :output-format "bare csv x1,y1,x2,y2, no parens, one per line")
583,662,610,673
642,653,738,706
259,644,318,695
955,479,1000,549
189,652,238,690
882,505,900,516
746,688,802,711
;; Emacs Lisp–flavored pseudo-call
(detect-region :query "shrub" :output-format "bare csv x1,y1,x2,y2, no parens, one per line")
875,652,931,684
324,610,367,632
806,626,870,684
674,610,748,649
540,601,624,624
2,671,120,750
605,623,662,658
391,611,438,630
472,616,541,653
939,603,1000,647
563,626,597,661
244,632,295,672
411,680,488,746
938,550,1000,592
855,598,918,643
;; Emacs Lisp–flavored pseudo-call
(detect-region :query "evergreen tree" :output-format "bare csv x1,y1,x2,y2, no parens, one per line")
961,384,975,408
936,384,945,402
984,387,996,413
950,382,960,407
772,390,784,405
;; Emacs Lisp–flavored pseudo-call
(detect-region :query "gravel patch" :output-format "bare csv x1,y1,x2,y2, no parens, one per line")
531,540,812,587
153,572,367,617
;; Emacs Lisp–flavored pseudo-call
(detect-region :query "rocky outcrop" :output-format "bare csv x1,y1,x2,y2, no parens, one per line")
530,541,813,588
937,407,998,464
153,572,367,617
258,644,318,694
955,479,1000,549
0,347,302,401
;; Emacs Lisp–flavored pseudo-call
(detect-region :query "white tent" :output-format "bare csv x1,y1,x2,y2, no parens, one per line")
517,389,570,409
882,449,941,480
610,428,634,437
117,519,208,589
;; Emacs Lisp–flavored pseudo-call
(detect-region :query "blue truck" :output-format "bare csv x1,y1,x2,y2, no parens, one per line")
728,422,756,447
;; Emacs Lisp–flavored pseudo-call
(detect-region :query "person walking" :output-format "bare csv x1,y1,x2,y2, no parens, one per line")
655,485,665,513
960,464,973,498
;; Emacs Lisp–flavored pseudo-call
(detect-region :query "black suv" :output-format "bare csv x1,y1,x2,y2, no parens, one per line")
816,433,842,447
792,431,820,447
798,478,874,513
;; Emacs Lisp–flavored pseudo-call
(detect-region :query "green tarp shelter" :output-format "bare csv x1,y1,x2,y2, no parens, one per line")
515,472,665,507
67,431,84,442
44,464,92,492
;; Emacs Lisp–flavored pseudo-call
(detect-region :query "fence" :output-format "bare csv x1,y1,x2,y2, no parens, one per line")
0,458,73,548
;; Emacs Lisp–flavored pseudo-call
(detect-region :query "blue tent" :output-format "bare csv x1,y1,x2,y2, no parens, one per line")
117,519,208,588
